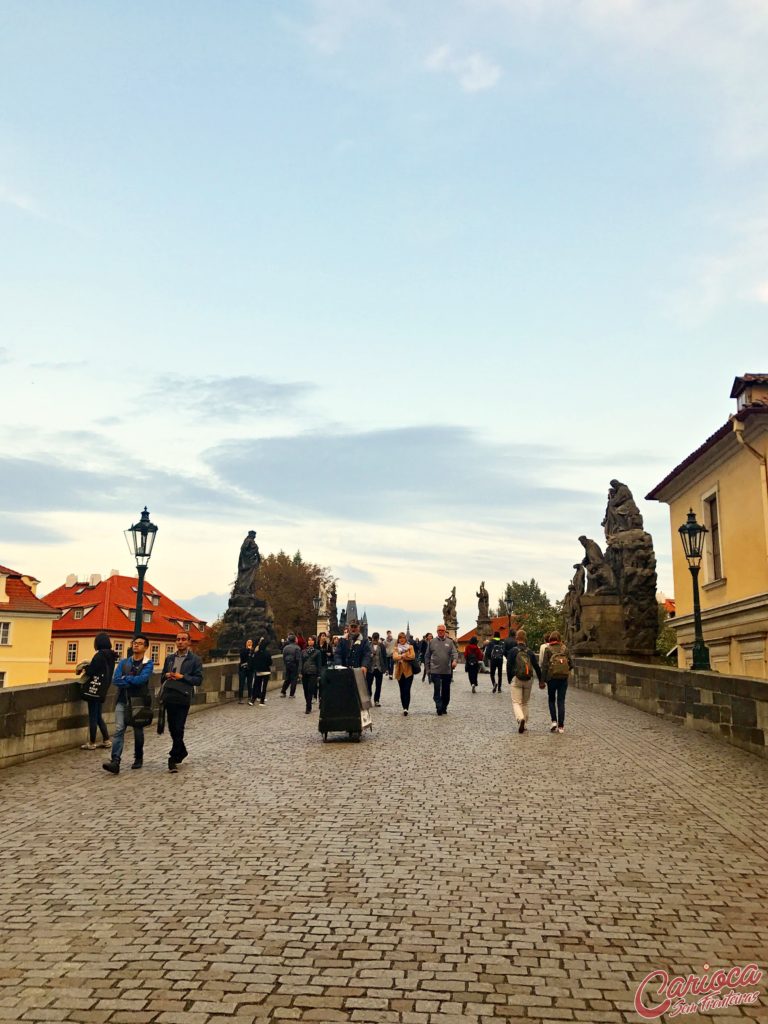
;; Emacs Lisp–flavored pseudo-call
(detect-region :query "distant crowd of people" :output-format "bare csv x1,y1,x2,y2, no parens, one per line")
74,621,574,775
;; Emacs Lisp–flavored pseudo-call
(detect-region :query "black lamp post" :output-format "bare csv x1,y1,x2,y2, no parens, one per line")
125,507,158,639
505,596,513,637
678,508,710,671
312,593,321,631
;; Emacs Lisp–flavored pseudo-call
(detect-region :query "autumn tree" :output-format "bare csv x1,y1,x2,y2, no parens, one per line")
256,550,335,640
497,579,560,651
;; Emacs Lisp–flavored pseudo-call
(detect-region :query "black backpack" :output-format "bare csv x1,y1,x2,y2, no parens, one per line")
489,641,504,663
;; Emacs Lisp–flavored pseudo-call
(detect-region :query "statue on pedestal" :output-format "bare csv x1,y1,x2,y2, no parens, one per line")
476,581,490,620
602,479,644,539
217,530,277,655
443,586,458,633
234,531,261,597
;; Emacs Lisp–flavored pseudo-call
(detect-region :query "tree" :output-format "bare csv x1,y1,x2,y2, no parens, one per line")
497,579,560,651
256,550,335,640
195,616,224,662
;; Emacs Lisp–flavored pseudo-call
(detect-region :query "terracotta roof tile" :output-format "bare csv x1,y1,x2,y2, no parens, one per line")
42,574,206,641
0,567,58,615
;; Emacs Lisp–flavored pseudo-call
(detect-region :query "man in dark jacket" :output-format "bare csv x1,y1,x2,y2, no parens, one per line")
336,621,372,676
160,631,203,772
368,632,387,706
280,634,302,697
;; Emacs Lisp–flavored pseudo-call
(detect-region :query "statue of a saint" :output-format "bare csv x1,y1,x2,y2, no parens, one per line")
443,586,458,628
579,535,617,594
602,479,643,538
476,581,490,620
235,530,261,596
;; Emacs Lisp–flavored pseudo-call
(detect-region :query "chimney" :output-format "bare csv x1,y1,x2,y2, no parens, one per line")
109,568,120,577
89,573,102,587
0,574,7,603
66,574,77,588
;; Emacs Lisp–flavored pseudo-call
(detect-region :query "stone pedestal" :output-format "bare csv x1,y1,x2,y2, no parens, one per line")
476,615,492,646
575,594,626,656
218,593,278,655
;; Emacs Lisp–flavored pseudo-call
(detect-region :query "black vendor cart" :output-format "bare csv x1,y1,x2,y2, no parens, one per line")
318,666,373,742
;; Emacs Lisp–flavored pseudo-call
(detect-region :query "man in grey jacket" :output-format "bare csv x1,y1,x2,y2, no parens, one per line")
426,625,458,715
280,634,302,697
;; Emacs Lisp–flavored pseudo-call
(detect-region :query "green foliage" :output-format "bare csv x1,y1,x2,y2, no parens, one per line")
497,579,561,651
256,552,334,640
656,603,677,661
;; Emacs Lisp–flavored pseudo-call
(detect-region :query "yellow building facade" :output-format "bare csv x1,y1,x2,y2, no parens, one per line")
0,565,60,687
647,375,768,677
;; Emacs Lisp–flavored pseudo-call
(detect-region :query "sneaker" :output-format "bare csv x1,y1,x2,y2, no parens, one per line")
403,710,408,716
289,694,296,698
374,701,381,707
260,699,267,705
168,760,178,773
471,685,477,693
557,726,565,734
100,739,112,749
238,699,244,705
550,722,558,733
248,701,254,706
102,760,119,775
518,720,526,734
130,761,143,770
305,707,311,714
280,692,287,698
80,742,97,750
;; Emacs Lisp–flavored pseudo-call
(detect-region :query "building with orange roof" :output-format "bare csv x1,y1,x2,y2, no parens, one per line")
43,571,207,680
0,565,60,687
456,614,519,655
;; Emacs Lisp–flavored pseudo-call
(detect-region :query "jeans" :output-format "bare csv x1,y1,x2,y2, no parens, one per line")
397,674,413,710
466,663,479,688
238,666,253,700
302,674,318,711
368,669,383,702
432,673,452,713
166,702,190,763
111,700,144,764
387,655,394,677
254,673,269,701
547,678,568,726
87,700,109,744
489,662,504,688
281,663,300,696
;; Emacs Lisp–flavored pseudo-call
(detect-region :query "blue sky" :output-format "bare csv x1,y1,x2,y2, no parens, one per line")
1,0,767,635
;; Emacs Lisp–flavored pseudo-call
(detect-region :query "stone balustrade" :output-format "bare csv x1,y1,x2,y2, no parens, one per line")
572,656,767,759
0,658,284,771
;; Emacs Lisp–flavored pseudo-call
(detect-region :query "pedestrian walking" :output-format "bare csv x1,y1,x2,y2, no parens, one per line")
102,634,154,775
420,633,433,681
77,632,117,750
280,633,302,697
159,630,204,772
463,635,483,694
336,620,372,677
484,631,505,692
392,631,416,715
368,631,387,706
384,629,395,678
238,638,255,704
506,629,542,734
541,630,573,734
317,631,331,668
301,636,322,714
426,625,458,715
252,637,272,704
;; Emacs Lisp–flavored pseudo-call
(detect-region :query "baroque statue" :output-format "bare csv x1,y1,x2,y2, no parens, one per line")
602,479,644,539
476,581,490,620
234,530,261,596
443,586,458,629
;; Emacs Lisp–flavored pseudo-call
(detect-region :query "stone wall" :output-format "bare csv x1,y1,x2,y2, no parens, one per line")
572,656,768,760
0,658,284,771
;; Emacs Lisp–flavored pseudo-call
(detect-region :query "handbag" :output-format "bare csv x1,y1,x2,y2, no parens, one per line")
125,686,154,728
79,675,103,701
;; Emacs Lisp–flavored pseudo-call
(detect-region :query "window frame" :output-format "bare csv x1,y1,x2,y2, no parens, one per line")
66,641,79,664
0,621,11,646
701,486,724,584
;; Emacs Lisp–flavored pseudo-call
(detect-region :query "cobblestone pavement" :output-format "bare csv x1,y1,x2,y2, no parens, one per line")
1,675,767,1024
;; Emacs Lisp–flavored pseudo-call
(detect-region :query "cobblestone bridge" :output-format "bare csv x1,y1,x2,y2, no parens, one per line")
1,678,767,1023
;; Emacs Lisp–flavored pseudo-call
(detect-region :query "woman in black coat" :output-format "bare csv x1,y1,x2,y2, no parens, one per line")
78,632,118,750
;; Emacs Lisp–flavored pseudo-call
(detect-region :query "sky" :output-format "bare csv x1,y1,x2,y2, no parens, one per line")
1,0,767,637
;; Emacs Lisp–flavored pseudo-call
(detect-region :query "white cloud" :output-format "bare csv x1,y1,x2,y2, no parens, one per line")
424,44,502,92
755,282,768,303
0,183,42,217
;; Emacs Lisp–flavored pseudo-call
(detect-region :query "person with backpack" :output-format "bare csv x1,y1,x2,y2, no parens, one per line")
102,634,154,775
280,633,302,698
506,629,542,734
463,636,483,694
484,632,505,693
541,630,573,733
300,636,322,714
77,632,117,750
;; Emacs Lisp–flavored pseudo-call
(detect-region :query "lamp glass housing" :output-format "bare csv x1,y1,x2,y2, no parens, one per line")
678,508,707,568
125,507,158,567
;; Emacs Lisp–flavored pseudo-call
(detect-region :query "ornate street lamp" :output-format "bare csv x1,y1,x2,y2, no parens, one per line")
505,596,513,638
124,507,158,639
678,508,710,670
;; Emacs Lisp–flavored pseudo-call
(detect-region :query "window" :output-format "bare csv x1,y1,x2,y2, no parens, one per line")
143,611,152,623
150,594,160,607
0,622,10,645
0,671,5,687
703,492,723,581
184,621,191,631
66,642,78,663
150,644,160,663
73,608,84,620
115,642,124,657
166,644,175,656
